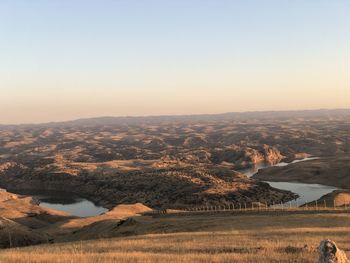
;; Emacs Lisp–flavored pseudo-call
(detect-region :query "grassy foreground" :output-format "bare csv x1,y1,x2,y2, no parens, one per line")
1,211,350,263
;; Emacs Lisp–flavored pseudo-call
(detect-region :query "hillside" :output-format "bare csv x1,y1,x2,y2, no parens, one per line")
0,191,156,248
1,210,350,262
253,155,350,189
1,111,350,209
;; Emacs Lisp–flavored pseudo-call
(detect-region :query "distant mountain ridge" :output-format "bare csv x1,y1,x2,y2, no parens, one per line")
1,108,350,127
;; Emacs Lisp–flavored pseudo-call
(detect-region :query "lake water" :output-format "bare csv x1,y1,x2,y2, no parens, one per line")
9,189,108,217
4,157,337,214
241,158,338,207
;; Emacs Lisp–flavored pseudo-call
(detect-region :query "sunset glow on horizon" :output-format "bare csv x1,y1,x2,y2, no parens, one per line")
1,0,350,124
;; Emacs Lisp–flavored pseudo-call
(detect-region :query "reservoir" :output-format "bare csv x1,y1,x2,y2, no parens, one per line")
4,158,337,214
8,189,108,217
241,158,338,207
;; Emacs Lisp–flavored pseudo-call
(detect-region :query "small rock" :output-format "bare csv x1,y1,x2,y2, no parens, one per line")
318,239,349,263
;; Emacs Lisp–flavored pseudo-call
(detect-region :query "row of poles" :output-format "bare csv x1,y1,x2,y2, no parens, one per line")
156,200,350,214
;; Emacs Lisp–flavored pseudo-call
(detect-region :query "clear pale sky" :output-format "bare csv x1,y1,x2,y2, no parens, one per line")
1,0,350,124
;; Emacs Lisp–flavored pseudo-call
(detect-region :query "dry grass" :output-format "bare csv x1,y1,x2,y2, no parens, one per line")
1,212,350,262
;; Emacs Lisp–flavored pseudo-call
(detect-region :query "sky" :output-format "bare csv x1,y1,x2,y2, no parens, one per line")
1,0,350,124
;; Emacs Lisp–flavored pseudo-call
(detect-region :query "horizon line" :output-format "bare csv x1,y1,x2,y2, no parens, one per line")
2,108,350,126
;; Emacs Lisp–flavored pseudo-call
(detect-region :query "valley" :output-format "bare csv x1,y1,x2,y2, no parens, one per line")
0,109,350,255
1,110,349,212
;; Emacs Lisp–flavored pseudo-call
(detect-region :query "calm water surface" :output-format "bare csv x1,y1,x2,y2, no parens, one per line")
9,189,108,217
5,158,337,213
241,157,338,206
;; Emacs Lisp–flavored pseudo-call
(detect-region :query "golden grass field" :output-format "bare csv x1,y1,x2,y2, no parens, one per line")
1,211,350,263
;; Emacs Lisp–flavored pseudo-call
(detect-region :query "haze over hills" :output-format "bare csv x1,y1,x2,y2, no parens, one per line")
2,0,350,261
2,111,349,262
1,108,350,210
1,108,350,127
